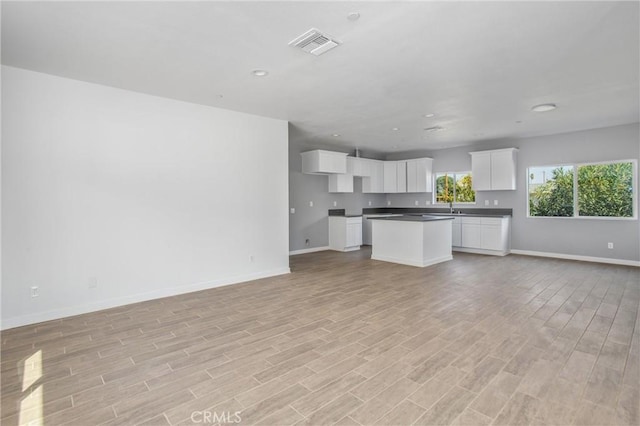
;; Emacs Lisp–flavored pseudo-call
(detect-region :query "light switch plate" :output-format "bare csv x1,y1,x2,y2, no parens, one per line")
309,201,313,207
484,200,489,206
290,208,295,214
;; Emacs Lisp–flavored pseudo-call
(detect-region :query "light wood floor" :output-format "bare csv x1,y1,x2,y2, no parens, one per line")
1,249,639,426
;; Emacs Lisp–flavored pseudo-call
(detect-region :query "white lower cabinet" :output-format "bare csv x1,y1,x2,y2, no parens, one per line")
461,219,482,249
453,216,510,256
329,216,362,252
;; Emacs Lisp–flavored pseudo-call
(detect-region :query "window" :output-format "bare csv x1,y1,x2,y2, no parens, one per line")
527,160,636,219
435,172,476,204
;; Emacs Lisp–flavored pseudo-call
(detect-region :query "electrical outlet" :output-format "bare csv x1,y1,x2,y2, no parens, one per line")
309,201,313,207
368,201,372,206
387,200,391,206
30,286,39,298
608,242,614,249
484,200,489,206
305,238,310,246
426,200,431,205
415,200,419,206
290,208,295,214
333,201,337,207
494,200,499,206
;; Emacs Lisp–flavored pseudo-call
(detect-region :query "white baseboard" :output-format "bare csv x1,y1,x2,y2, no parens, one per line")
1,267,291,330
289,246,330,256
510,249,640,267
453,247,509,257
371,254,453,268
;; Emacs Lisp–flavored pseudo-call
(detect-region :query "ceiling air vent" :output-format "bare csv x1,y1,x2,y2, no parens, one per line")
289,28,340,56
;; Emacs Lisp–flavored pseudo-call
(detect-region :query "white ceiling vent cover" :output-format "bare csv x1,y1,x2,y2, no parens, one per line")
289,28,340,56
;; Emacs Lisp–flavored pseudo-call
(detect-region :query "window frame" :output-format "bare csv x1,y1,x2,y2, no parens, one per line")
433,171,477,205
526,159,638,221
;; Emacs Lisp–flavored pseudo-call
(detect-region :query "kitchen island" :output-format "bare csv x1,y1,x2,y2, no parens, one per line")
369,215,454,267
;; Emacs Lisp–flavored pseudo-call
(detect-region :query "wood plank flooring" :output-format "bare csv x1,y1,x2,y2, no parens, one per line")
1,248,638,425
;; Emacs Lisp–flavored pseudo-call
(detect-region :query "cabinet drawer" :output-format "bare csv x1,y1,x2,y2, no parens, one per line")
346,217,362,225
480,217,503,225
460,217,481,224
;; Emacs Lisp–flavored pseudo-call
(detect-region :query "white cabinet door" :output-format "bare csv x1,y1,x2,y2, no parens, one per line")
417,158,433,192
452,220,462,247
348,157,372,177
406,158,433,193
328,174,354,193
330,217,362,251
406,160,418,193
364,160,384,193
347,222,363,247
301,150,348,174
490,150,517,190
383,162,397,193
470,148,517,191
396,161,407,193
461,224,482,248
481,226,502,251
471,152,492,191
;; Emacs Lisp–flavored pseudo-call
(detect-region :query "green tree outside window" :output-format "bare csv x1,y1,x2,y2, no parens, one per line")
436,172,475,203
528,161,634,218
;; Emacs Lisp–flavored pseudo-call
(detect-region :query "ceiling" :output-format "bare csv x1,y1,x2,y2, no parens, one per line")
2,1,639,153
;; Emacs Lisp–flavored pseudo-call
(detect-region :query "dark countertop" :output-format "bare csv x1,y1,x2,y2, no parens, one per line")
407,213,511,218
362,207,512,217
368,215,454,222
328,209,362,218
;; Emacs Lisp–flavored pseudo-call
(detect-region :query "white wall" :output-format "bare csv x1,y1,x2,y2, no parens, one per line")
1,66,290,329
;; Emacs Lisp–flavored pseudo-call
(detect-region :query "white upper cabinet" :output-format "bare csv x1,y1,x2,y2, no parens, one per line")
383,161,398,193
383,161,408,193
347,157,372,177
362,160,384,193
301,150,348,174
383,160,407,194
328,173,354,193
470,148,518,191
406,158,434,193
490,149,517,190
396,161,407,193
301,150,433,194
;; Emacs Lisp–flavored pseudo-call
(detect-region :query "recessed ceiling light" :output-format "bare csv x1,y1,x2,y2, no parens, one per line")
515,120,522,124
347,12,360,21
392,127,399,131
424,126,445,132
252,69,269,77
531,103,557,112
332,133,340,137
424,113,435,118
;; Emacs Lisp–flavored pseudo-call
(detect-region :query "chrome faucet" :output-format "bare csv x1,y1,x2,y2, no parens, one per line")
449,201,454,214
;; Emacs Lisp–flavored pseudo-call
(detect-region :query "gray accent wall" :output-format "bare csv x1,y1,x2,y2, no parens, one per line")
386,123,640,262
290,123,639,261
288,140,386,252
